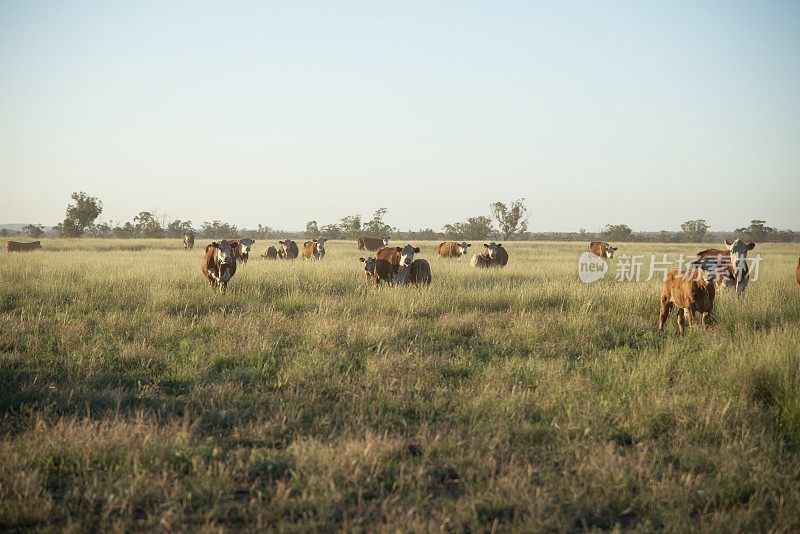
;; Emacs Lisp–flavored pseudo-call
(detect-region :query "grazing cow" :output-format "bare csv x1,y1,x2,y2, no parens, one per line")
658,267,715,335
278,239,299,259
437,241,471,259
230,238,255,264
7,241,42,252
261,246,278,260
182,231,195,250
302,237,328,260
408,258,432,286
359,257,376,281
691,239,755,294
470,242,508,268
588,241,617,259
201,240,238,293
358,236,390,252
374,244,420,285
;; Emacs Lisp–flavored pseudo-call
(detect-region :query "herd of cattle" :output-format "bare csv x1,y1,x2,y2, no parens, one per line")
6,235,800,335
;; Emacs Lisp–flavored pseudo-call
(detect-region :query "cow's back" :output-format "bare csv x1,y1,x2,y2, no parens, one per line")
7,240,41,252
409,259,432,285
374,247,400,282
359,237,383,252
437,242,459,259
496,246,509,266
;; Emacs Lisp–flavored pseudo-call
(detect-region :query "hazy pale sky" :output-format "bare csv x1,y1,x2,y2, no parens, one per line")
1,1,798,232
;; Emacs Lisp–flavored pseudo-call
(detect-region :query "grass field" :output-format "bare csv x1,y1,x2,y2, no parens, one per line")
1,238,799,531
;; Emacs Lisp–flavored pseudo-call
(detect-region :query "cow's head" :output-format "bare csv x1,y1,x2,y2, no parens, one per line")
315,237,327,253
359,257,375,278
239,238,254,255
483,242,500,260
459,241,472,255
279,240,291,255
725,239,755,277
215,240,234,264
382,236,390,247
605,243,617,259
396,244,420,267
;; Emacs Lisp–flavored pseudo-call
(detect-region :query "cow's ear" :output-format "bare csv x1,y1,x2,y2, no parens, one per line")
747,242,755,250
484,243,489,247
497,243,502,247
467,244,471,247
395,247,402,252
359,257,365,262
724,239,732,246
414,247,420,253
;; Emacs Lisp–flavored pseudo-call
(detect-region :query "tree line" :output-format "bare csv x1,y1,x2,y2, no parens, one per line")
4,192,798,243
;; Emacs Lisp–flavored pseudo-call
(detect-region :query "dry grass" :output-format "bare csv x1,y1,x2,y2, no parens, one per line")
1,238,799,530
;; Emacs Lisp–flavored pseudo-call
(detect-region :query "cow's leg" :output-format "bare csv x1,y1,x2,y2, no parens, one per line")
701,311,711,329
658,299,672,333
685,309,695,329
676,308,686,335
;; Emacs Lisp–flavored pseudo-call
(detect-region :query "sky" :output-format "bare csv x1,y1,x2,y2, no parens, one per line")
1,0,799,232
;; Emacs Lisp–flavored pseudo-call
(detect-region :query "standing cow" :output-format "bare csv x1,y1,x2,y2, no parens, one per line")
796,257,800,286
230,238,255,264
182,231,195,250
470,242,508,268
262,246,278,260
659,267,715,335
588,241,616,259
691,239,755,294
437,241,471,259
359,257,376,281
408,258,432,286
278,239,299,259
202,240,238,293
358,236,390,252
6,241,42,252
373,244,420,285
302,238,327,260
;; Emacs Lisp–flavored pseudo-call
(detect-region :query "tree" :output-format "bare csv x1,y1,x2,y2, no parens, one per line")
601,224,633,242
305,221,320,239
680,219,709,242
443,216,494,240
490,198,528,240
735,220,775,241
166,219,193,239
134,212,165,238
61,192,103,237
22,224,44,238
339,215,362,239
202,220,238,238
362,207,394,236
320,224,342,239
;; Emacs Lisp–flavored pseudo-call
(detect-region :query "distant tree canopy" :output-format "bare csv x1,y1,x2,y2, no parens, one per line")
735,220,775,241
61,192,103,237
601,224,633,242
339,215,362,239
681,219,709,242
166,219,193,239
490,198,528,240
362,207,394,236
305,220,320,239
202,220,238,238
443,216,494,240
22,224,45,238
134,212,165,238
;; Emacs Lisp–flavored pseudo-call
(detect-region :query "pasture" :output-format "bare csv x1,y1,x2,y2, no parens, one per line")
1,239,799,531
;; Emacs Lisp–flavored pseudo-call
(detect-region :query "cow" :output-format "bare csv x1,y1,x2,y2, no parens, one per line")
358,236,390,252
182,231,195,250
201,240,238,293
302,237,327,261
230,237,255,264
359,257,376,281
796,257,800,286
373,244,420,285
658,267,715,335
278,239,299,259
261,246,278,260
407,258,432,286
470,242,508,268
437,241,471,259
7,241,42,252
588,241,617,259
691,239,755,294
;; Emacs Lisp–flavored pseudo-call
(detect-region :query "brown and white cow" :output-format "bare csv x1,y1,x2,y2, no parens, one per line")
7,241,42,252
230,238,255,264
659,267,715,335
437,241,471,259
407,258,432,286
358,236,390,252
182,231,195,250
373,244,420,285
302,238,327,260
201,240,238,293
359,257,376,281
262,246,278,260
691,239,755,294
588,241,617,259
278,239,299,259
470,242,508,268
